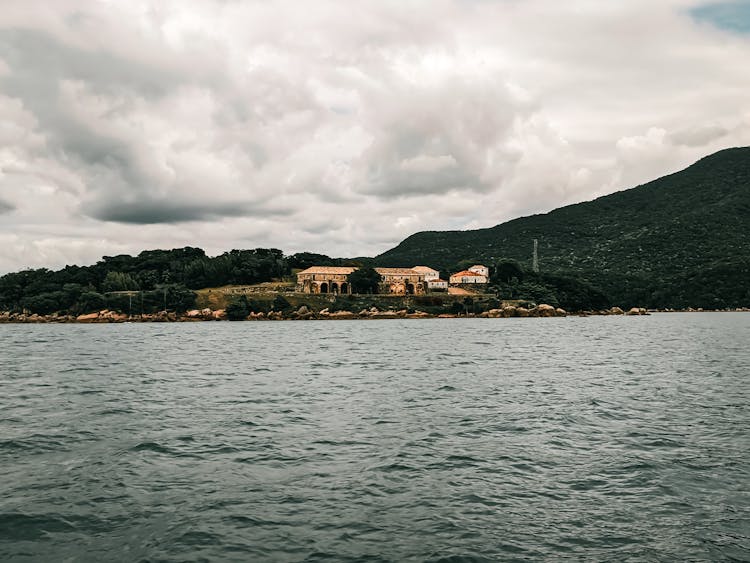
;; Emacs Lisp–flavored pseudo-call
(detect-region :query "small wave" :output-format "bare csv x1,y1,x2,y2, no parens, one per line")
176,530,223,546
438,385,457,391
372,462,416,472
0,513,72,541
0,435,68,453
130,441,196,457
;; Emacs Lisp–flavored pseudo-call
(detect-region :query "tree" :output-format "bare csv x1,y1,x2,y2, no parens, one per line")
348,267,380,294
493,260,524,284
102,271,140,292
78,291,107,313
226,296,250,320
272,294,293,312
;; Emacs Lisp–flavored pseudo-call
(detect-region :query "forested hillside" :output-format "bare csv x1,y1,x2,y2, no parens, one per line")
376,147,750,308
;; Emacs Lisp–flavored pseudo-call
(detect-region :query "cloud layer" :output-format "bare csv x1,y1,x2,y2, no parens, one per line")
1,0,749,272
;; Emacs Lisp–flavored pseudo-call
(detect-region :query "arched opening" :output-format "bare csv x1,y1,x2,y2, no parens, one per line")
340,282,348,294
320,282,329,294
406,283,415,295
331,282,339,294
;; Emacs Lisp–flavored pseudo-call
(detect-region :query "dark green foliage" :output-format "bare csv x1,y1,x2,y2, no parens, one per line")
375,147,750,308
0,246,284,314
449,301,464,315
78,291,107,313
493,260,524,284
102,271,140,292
288,252,339,270
348,266,380,294
226,296,250,320
272,294,293,312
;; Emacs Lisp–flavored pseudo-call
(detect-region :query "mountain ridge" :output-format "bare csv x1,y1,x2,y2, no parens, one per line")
375,146,750,308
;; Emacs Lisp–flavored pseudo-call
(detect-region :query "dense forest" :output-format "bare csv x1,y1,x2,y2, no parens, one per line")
0,248,314,315
376,147,750,309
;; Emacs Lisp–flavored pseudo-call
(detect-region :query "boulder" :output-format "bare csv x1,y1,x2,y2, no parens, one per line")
609,306,624,315
555,308,567,317
186,309,201,318
501,306,517,318
297,305,310,315
329,310,356,319
515,307,529,317
407,311,431,318
536,304,556,317
76,312,99,322
626,307,643,316
371,310,398,319
212,309,227,320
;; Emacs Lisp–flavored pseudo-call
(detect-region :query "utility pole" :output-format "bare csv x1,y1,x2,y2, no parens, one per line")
532,239,539,273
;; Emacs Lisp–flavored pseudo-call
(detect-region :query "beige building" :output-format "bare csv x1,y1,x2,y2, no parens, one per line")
375,268,426,295
412,265,447,290
450,269,488,284
296,266,356,294
412,266,439,281
297,265,441,294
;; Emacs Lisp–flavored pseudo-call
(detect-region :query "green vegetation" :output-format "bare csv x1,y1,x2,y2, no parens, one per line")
348,266,381,294
376,147,750,309
0,247,301,315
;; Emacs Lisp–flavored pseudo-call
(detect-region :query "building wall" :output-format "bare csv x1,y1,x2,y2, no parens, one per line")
378,273,426,295
297,273,352,294
469,265,489,277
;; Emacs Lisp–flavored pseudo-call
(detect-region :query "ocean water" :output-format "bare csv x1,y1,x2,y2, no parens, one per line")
1,314,749,562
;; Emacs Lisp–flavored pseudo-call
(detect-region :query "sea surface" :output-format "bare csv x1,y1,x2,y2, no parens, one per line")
1,313,749,562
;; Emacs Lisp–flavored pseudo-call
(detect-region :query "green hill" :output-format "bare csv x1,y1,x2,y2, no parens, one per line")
375,147,750,309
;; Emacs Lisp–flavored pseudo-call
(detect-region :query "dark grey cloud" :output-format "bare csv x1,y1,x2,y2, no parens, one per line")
0,199,14,214
0,28,183,100
87,199,294,224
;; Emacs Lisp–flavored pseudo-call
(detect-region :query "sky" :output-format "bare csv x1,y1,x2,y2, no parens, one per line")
1,0,749,273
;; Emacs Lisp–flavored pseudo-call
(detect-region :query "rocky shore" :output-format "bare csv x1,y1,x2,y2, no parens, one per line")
3,305,733,324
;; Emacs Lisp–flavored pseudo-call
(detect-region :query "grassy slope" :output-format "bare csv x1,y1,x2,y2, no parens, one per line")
375,147,750,307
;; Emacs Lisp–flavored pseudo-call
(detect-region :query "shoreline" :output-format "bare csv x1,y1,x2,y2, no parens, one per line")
1,306,748,324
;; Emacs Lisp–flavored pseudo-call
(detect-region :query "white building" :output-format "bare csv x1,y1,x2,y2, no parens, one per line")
468,265,489,278
412,266,448,290
428,278,449,290
450,270,488,284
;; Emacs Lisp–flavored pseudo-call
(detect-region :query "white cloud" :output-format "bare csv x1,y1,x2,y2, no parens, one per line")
0,0,749,272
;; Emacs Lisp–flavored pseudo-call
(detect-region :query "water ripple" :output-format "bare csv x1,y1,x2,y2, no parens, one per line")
0,314,749,561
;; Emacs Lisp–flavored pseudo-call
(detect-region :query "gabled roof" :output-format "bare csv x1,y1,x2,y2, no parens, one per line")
451,270,484,277
297,266,357,275
412,265,438,273
375,267,420,275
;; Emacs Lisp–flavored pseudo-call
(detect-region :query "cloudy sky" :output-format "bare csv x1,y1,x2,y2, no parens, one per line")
1,0,749,273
